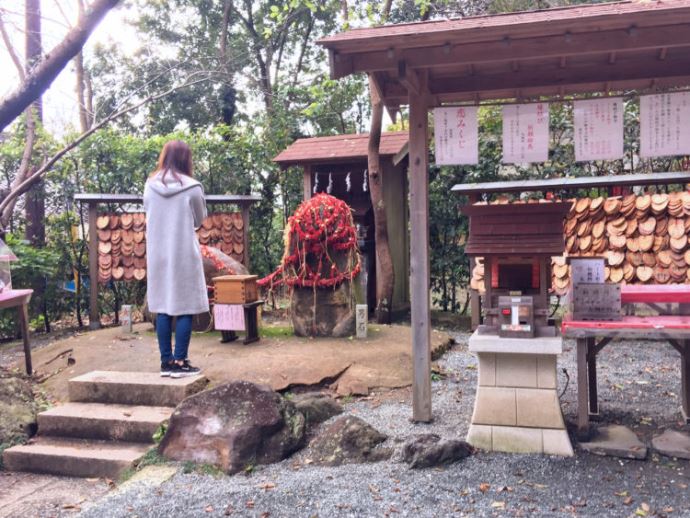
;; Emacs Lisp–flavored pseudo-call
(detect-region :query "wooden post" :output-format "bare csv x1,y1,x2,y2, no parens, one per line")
303,165,312,201
88,202,100,329
408,84,432,422
241,204,251,270
576,338,590,439
18,303,31,375
587,337,599,415
682,340,690,423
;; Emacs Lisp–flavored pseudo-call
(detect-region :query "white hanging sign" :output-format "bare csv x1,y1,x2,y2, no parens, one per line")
502,103,549,163
433,106,478,165
640,92,690,158
573,98,623,161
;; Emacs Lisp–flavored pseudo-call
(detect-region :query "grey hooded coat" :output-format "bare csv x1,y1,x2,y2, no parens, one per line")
144,171,209,316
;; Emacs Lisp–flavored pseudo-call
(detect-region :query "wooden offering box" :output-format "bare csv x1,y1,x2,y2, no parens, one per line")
214,275,258,304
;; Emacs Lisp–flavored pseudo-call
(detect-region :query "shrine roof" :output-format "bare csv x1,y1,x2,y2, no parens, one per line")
273,131,409,166
318,0,690,107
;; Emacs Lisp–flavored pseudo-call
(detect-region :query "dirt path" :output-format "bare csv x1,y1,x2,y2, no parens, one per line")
10,323,451,402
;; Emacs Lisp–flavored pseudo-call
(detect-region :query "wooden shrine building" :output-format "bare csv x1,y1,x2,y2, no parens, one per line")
274,132,410,315
319,0,690,421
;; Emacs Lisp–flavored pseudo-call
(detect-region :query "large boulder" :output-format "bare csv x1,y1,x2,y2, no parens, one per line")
159,381,305,474
291,283,355,337
201,246,249,282
306,415,391,466
401,434,473,469
291,392,343,427
0,375,37,443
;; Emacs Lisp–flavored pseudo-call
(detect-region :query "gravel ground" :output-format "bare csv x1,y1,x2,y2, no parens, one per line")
66,333,690,517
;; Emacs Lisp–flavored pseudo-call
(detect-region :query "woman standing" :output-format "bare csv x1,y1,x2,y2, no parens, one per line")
144,140,208,378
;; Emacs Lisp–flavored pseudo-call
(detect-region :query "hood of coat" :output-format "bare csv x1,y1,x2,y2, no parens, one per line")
147,171,202,198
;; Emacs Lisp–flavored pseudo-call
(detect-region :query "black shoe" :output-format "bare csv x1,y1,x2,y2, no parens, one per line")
170,359,202,378
160,362,175,377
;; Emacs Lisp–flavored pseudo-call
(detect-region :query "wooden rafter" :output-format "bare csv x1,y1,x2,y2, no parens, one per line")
328,24,690,79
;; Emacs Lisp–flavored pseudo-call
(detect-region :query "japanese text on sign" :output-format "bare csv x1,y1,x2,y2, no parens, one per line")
502,103,549,163
213,304,245,331
433,106,478,165
640,93,690,158
573,98,623,161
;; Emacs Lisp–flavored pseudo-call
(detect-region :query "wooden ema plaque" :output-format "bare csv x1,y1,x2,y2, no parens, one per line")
213,275,258,304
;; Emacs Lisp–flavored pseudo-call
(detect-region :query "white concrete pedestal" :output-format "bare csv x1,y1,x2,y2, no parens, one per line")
466,332,573,456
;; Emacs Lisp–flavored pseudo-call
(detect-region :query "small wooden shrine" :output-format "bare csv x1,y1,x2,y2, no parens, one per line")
461,199,573,456
274,132,410,315
462,202,571,337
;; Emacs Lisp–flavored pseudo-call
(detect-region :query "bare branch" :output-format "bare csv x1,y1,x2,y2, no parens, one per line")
0,0,121,132
0,12,24,78
0,108,36,228
0,75,210,221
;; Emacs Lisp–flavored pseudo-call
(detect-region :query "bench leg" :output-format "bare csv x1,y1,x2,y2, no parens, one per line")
220,330,238,343
587,337,599,417
18,303,32,375
577,338,591,440
242,307,260,345
682,340,690,424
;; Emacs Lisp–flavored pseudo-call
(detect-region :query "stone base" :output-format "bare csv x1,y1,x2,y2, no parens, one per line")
467,424,574,456
466,331,573,457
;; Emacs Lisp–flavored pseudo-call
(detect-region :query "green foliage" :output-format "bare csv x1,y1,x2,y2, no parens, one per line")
152,422,168,444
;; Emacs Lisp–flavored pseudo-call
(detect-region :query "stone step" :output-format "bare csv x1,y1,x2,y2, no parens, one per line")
38,402,174,443
68,371,207,406
2,437,151,479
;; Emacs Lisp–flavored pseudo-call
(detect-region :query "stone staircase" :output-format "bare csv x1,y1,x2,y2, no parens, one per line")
3,371,207,479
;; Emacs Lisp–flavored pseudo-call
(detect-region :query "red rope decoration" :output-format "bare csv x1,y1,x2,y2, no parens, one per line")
258,194,361,289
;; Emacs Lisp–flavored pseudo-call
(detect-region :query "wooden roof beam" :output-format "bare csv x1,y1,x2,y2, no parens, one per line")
331,24,690,78
381,52,690,100
398,60,420,95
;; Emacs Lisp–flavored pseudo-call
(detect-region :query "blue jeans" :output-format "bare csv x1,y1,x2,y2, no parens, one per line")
156,313,193,364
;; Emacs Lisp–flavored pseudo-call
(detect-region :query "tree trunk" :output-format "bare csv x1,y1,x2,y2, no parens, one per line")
367,74,394,324
0,0,121,132
24,0,45,247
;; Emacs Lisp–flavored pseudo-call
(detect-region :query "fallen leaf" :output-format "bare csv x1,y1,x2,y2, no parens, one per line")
635,507,648,517
246,500,255,509
224,504,234,515
260,513,270,518
497,486,513,493
615,490,629,497
479,482,490,493
205,505,214,513
258,482,275,490
662,506,674,513
491,501,506,510
572,498,587,507
623,496,634,506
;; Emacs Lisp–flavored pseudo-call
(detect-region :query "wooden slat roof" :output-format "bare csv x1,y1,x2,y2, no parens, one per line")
273,131,408,166
319,1,690,50
318,0,690,107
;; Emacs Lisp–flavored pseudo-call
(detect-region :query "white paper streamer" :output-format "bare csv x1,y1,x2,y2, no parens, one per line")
327,173,333,194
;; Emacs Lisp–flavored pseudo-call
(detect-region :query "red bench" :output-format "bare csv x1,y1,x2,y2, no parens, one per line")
562,284,690,439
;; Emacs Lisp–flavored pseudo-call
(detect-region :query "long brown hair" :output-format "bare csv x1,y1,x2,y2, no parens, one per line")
151,140,193,183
